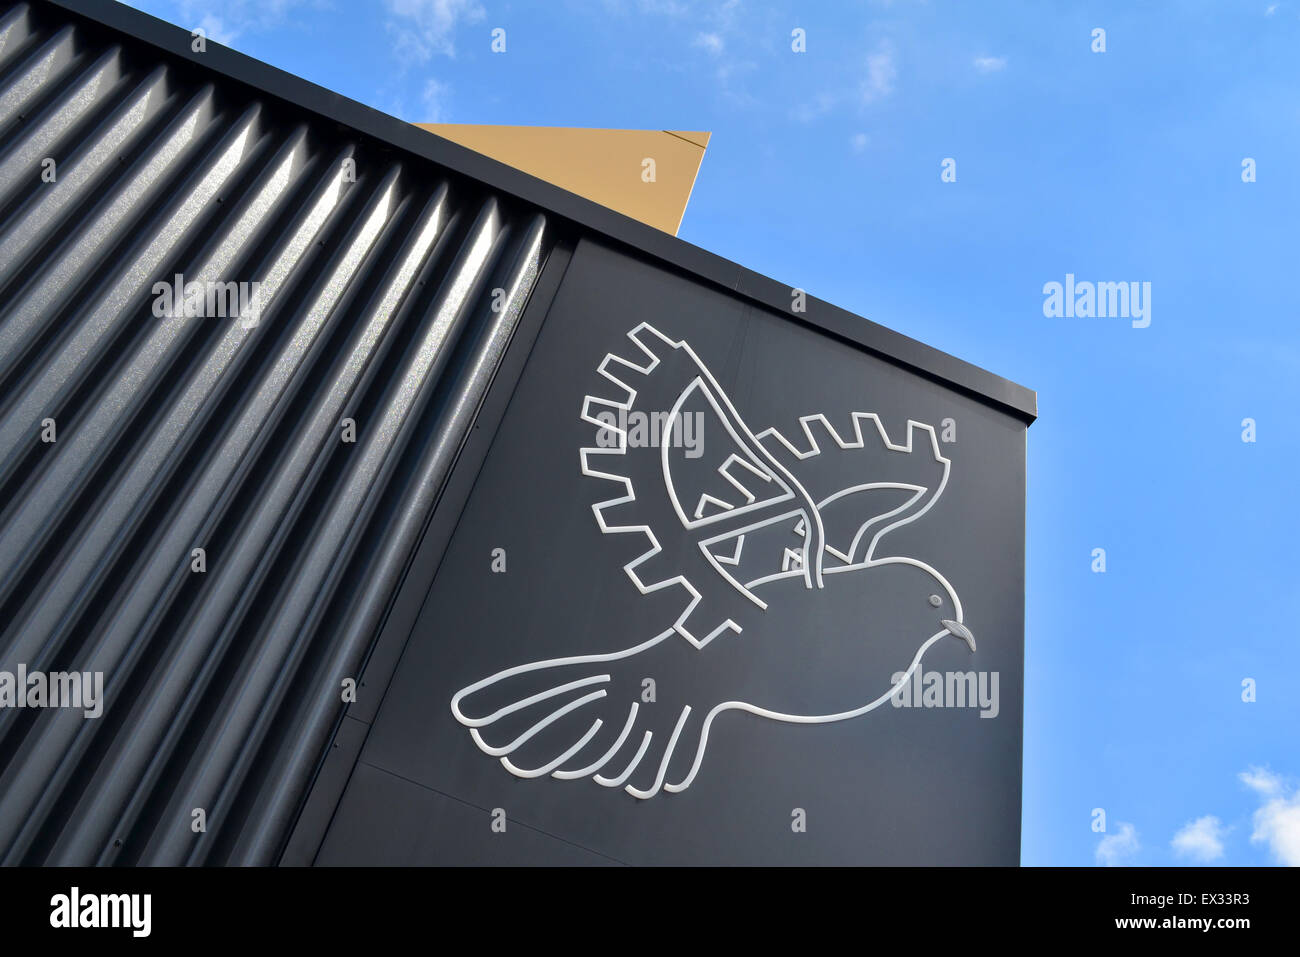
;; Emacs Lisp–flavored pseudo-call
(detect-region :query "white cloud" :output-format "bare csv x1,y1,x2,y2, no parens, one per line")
1096,822,1140,866
973,55,1007,73
637,0,689,14
421,78,451,122
861,43,896,103
790,90,837,122
611,0,737,19
1240,766,1283,796
167,0,313,47
384,0,486,65
597,0,689,16
850,132,869,152
1171,816,1227,862
195,14,236,46
694,32,724,55
1241,766,1300,865
1265,4,1279,16
796,38,897,119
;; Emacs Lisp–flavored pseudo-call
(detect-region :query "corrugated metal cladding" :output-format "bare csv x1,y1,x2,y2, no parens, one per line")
0,0,551,864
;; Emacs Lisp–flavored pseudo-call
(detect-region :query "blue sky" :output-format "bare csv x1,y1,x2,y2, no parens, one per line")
121,0,1300,865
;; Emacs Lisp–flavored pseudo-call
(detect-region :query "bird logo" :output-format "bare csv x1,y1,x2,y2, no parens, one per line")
451,322,975,798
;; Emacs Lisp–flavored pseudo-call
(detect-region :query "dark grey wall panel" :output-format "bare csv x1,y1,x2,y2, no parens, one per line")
0,0,551,865
318,239,1026,865
315,762,622,867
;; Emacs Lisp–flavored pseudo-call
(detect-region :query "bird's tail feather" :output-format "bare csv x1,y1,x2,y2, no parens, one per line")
450,631,700,797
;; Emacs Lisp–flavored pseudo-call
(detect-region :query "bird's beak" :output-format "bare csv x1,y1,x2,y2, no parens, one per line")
940,619,976,653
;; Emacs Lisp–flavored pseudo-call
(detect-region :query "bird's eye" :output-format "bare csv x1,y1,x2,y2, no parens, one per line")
928,594,942,608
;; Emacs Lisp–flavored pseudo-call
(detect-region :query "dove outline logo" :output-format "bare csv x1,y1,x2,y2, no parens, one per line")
450,322,976,799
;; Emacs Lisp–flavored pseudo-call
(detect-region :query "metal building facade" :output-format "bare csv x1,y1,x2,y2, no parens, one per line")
0,0,1036,865
0,0,548,864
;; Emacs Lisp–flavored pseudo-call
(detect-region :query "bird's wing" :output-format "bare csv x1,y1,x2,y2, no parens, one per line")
755,413,950,564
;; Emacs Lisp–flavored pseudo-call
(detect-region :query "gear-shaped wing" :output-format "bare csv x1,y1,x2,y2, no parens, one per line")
756,414,950,567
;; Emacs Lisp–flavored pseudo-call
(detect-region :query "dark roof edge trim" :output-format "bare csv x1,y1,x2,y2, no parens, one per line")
45,0,1037,424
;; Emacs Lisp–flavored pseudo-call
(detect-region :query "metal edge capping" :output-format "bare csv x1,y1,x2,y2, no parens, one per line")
40,0,1038,426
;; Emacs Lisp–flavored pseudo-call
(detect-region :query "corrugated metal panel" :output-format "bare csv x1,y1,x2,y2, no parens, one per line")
0,0,551,864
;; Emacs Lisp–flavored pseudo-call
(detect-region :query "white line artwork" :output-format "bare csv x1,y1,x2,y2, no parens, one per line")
450,322,975,799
